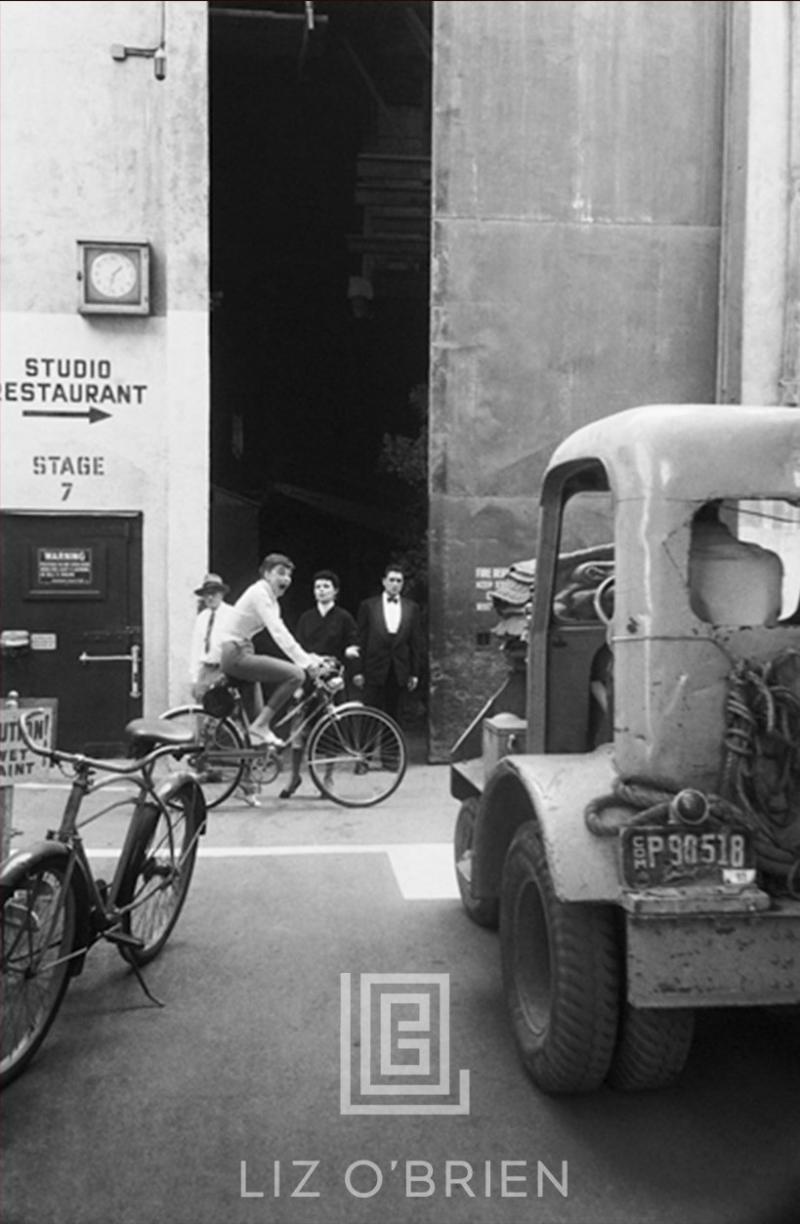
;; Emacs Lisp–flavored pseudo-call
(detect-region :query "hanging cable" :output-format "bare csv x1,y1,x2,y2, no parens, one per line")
584,650,800,898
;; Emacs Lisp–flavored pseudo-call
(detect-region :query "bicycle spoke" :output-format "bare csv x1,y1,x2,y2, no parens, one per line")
156,707,245,808
116,781,203,965
307,708,407,807
1,863,76,1088
126,812,186,939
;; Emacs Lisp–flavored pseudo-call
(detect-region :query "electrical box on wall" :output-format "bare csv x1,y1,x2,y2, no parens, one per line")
77,241,150,315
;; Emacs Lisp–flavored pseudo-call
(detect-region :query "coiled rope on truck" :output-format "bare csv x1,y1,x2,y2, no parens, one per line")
584,650,800,898
719,650,800,894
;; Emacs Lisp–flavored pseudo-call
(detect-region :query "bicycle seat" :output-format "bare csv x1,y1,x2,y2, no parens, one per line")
126,718,198,749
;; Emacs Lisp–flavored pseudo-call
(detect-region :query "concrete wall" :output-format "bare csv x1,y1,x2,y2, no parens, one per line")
0,0,209,713
428,0,727,758
738,1,796,406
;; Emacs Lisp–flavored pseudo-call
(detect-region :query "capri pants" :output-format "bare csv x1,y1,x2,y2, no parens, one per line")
220,640,304,721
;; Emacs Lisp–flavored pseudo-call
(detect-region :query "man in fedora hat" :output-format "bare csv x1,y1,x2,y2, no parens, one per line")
189,573,237,700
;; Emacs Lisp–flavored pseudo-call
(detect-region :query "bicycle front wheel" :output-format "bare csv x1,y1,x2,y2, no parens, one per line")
307,706,407,807
1,855,78,1089
116,779,205,965
158,705,245,809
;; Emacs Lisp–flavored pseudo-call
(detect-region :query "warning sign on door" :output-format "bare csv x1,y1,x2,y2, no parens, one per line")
36,547,93,586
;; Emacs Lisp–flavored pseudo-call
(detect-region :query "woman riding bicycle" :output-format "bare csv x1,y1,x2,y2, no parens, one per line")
218,553,324,748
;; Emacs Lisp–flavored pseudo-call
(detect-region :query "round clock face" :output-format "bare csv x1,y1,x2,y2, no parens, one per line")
89,250,138,299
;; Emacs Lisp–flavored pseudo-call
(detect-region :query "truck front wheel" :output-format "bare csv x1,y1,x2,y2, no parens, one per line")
500,822,620,1094
607,1005,695,1091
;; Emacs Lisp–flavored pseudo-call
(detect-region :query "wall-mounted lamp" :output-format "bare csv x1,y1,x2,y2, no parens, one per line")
111,41,167,81
111,1,167,81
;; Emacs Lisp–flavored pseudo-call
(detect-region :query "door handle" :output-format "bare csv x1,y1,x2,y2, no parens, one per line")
78,643,141,698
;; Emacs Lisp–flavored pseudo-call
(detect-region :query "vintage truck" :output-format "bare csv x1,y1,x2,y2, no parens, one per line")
451,403,800,1093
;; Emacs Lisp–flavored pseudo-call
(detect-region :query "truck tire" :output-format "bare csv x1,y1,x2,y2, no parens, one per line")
454,798,499,928
607,1005,695,1091
500,822,620,1094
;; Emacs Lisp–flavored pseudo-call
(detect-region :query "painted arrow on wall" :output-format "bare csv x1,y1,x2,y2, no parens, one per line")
22,408,112,424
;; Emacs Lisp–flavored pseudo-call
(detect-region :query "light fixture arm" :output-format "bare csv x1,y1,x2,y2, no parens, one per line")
110,1,166,80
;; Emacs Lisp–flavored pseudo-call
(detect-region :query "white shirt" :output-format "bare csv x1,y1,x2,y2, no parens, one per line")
382,592,401,634
189,601,237,682
218,579,313,668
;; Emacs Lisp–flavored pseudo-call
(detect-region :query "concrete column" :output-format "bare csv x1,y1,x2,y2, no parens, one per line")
161,1,210,709
779,2,800,405
719,1,796,405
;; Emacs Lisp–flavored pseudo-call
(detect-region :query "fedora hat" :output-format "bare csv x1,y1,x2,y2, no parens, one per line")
194,572,229,596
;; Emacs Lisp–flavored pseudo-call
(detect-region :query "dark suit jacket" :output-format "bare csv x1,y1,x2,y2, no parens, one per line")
356,595,423,687
295,604,358,661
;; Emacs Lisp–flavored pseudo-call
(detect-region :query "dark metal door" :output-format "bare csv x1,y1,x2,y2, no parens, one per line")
1,513,143,754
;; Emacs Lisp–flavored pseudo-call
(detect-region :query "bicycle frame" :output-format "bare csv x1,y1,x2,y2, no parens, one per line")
198,668,345,768
274,684,345,747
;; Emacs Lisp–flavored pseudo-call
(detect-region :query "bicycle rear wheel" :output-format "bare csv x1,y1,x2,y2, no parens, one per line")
307,706,407,807
116,780,205,965
158,705,245,809
1,855,77,1089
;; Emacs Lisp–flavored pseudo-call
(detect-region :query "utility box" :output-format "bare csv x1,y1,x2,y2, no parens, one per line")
482,713,527,779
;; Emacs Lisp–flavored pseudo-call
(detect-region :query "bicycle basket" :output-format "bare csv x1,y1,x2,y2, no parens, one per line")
202,681,235,719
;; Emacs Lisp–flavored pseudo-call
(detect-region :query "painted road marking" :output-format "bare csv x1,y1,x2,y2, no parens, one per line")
85,842,459,900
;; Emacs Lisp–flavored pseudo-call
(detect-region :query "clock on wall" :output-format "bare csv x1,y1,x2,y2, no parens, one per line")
77,241,150,315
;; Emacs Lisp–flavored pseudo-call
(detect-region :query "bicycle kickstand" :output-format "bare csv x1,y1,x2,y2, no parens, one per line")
127,959,166,1008
104,928,166,1007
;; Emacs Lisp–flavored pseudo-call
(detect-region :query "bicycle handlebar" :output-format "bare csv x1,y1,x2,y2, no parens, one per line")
16,707,194,777
311,657,345,691
313,656,343,676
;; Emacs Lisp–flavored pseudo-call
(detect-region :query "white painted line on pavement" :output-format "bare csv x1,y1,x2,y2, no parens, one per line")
86,842,460,900
385,843,460,900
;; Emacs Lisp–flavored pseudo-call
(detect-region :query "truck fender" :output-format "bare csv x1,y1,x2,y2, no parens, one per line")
0,840,94,975
472,745,623,904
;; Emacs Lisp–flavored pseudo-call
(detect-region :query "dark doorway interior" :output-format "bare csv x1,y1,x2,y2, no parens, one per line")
208,1,432,638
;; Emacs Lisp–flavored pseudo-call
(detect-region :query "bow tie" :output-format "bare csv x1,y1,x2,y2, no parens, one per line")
386,595,399,603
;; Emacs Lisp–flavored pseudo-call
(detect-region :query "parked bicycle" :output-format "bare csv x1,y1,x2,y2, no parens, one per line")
0,707,207,1090
158,657,408,809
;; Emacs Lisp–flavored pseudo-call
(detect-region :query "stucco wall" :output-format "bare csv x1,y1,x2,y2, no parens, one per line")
0,0,209,713
428,0,727,758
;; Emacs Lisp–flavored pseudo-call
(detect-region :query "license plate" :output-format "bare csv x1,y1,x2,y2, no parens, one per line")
620,821,755,890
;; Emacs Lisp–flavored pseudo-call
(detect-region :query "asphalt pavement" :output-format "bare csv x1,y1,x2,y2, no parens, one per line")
4,757,800,1224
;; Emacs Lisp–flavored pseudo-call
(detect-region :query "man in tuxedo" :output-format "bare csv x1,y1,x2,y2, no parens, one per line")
353,564,423,723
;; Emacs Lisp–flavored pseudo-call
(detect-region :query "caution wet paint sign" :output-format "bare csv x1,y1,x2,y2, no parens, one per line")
0,699,57,782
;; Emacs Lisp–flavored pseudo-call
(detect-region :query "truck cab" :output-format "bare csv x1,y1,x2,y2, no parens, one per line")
452,403,800,1093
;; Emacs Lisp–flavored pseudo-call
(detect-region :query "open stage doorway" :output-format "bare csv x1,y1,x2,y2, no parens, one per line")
208,1,432,752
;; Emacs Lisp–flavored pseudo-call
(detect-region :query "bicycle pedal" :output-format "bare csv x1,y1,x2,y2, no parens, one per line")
103,930,144,949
